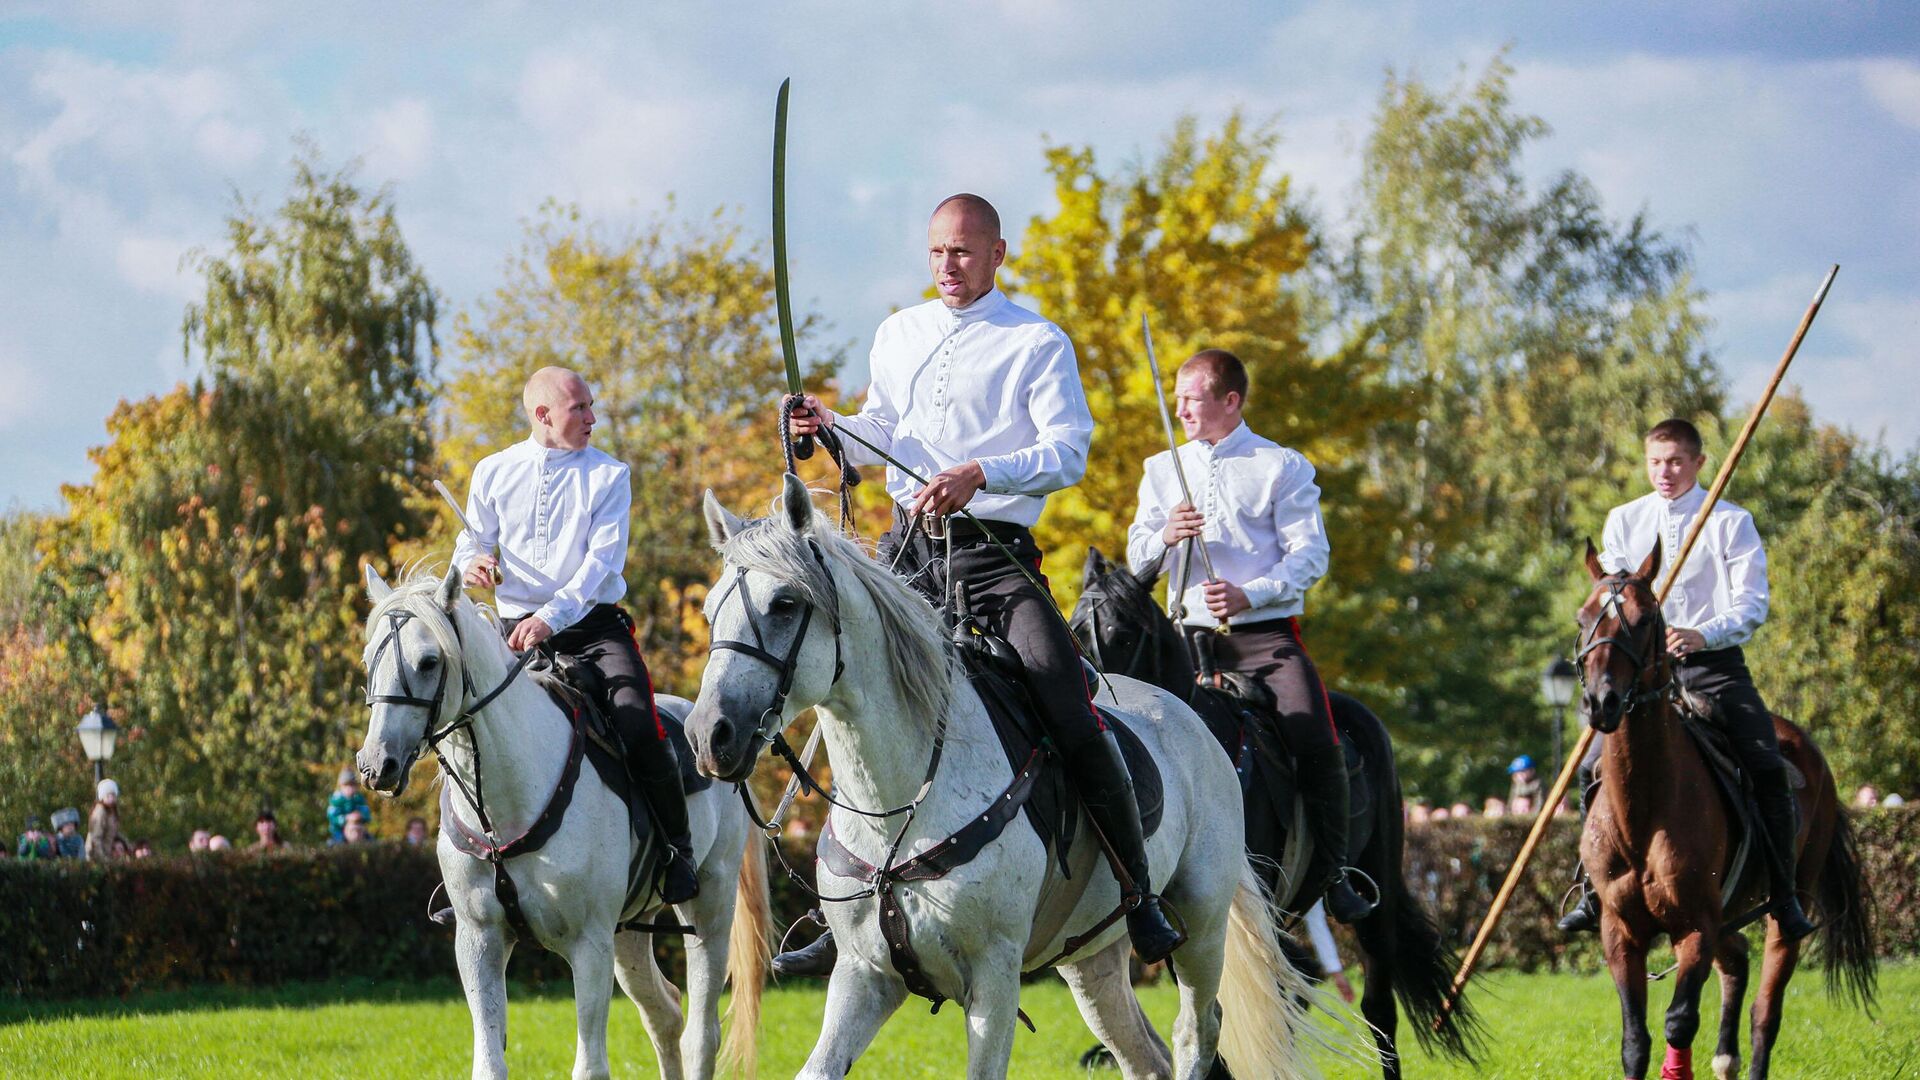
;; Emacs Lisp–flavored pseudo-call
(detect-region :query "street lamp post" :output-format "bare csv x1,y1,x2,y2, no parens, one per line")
75,702,119,787
1540,657,1578,782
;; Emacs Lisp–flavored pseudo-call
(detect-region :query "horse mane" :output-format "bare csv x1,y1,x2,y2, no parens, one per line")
1081,553,1165,629
362,562,518,721
714,508,954,736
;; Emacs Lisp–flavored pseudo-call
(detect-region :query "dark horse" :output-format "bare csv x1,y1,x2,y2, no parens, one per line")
1073,548,1480,1078
1575,541,1875,1080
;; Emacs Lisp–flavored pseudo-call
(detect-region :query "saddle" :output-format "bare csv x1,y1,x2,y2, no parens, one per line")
950,629,1165,879
1671,689,1804,914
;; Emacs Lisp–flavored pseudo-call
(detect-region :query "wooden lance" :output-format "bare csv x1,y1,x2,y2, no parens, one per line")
1435,264,1840,1026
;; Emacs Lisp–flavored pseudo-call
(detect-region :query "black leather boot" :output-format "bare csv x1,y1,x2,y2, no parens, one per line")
631,735,699,905
1073,730,1185,964
772,926,838,979
1558,776,1601,935
1298,744,1375,923
1754,768,1818,942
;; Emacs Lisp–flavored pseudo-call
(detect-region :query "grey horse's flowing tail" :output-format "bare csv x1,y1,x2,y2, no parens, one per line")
1816,806,1877,1010
720,834,772,1078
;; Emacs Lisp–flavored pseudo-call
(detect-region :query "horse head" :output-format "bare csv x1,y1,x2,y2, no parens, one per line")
688,473,846,783
1070,547,1163,676
357,562,467,797
1575,538,1670,733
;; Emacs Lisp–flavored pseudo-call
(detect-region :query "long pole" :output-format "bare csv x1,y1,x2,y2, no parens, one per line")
1435,264,1839,1026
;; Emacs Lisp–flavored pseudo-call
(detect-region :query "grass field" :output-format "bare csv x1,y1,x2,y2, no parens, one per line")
3,963,1914,1078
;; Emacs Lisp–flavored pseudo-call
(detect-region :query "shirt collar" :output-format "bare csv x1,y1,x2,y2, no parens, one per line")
523,436,583,464
1661,484,1706,514
1195,421,1253,455
944,287,1007,325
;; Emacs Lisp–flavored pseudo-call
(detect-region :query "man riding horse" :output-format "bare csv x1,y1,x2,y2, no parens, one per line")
1558,417,1815,941
779,193,1186,977
1124,347,1374,925
451,366,699,905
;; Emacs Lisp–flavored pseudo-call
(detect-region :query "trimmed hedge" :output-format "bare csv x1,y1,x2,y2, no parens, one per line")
5,809,1914,1000
1396,807,1920,974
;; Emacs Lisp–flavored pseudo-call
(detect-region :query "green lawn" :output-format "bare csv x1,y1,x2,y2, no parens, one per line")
3,963,1913,1078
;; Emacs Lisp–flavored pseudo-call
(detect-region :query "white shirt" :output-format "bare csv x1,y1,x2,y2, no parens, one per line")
828,289,1093,527
1126,422,1330,627
451,437,631,634
1600,484,1768,651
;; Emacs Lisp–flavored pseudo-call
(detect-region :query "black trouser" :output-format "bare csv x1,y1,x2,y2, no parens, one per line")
510,605,690,848
878,512,1107,756
1579,646,1783,781
1182,618,1339,760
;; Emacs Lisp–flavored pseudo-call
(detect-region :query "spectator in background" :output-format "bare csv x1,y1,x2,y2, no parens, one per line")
111,837,133,858
1483,797,1508,818
51,808,84,858
87,779,124,860
208,835,232,852
1883,793,1906,808
404,816,429,846
327,768,371,844
16,815,53,860
132,839,154,858
189,828,212,852
1507,755,1541,816
1853,784,1879,809
1449,801,1472,819
335,810,370,845
1407,802,1431,825
252,809,286,851
1430,807,1451,822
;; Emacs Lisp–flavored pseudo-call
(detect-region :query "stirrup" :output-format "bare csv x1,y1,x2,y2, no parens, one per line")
772,926,838,979
1126,895,1187,965
1557,883,1600,935
658,850,700,905
1325,867,1379,923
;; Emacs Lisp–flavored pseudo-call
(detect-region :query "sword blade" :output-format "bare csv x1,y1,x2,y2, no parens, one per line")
1142,315,1226,633
433,480,503,586
773,77,813,459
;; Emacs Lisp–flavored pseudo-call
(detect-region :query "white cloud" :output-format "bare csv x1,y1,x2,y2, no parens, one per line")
114,233,198,301
1859,59,1920,131
364,98,434,181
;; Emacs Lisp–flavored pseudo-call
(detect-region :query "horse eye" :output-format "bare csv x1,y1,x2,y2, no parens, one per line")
770,595,800,614
419,655,439,671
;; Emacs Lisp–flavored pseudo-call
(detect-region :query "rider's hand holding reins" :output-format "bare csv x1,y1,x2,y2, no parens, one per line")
508,616,553,652
787,393,830,437
909,461,986,520
1162,503,1204,546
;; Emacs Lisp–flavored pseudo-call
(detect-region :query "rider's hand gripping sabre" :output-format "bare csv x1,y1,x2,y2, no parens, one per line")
1142,314,1229,635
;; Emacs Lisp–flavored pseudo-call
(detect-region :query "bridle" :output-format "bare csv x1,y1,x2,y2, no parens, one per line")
1575,575,1673,727
364,602,539,839
1074,586,1157,681
705,540,846,761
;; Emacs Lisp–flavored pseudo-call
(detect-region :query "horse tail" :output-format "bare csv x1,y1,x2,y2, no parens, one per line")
720,833,771,1079
1217,867,1376,1080
1382,853,1485,1061
1815,805,1877,1010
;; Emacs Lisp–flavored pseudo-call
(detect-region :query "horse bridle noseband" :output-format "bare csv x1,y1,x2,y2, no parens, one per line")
705,539,846,757
1575,575,1673,722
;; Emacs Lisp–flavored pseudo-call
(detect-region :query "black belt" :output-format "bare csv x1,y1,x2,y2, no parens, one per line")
889,506,1032,548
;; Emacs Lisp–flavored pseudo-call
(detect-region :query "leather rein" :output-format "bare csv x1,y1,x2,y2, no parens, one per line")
1575,575,1675,725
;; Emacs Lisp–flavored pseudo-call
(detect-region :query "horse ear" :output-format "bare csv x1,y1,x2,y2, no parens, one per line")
437,564,463,612
364,563,393,603
703,489,744,549
1084,546,1108,579
1584,539,1605,582
780,471,813,534
1635,537,1663,584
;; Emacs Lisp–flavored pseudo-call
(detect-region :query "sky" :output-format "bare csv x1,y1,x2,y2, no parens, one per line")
3,1,1916,511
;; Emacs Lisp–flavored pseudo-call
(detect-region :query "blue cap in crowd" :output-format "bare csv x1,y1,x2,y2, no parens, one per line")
1507,755,1535,774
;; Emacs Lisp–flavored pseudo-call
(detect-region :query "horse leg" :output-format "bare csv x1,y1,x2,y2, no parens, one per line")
1603,919,1653,1080
795,963,908,1080
1710,932,1750,1080
1060,938,1173,1080
1746,926,1802,1080
1659,929,1716,1080
678,887,736,1080
961,944,1028,1080
1353,912,1401,1080
612,929,685,1080
1168,914,1228,1080
454,920,513,1080
566,931,617,1080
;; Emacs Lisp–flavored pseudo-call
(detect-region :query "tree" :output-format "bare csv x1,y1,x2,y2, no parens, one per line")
43,151,439,844
442,203,847,692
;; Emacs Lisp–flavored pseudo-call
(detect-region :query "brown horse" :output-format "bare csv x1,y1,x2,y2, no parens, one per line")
1575,540,1876,1080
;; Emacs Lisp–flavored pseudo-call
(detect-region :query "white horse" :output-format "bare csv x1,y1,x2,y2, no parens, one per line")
687,475,1330,1080
357,565,770,1080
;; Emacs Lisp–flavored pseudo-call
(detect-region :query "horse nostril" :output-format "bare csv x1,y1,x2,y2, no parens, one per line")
377,757,399,788
710,717,735,750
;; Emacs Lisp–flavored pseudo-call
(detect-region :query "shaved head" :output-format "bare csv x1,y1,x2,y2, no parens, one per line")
928,194,1006,308
523,366,597,450
931,193,1001,241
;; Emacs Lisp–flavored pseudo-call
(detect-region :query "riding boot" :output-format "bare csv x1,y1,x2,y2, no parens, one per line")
1557,777,1602,935
1071,729,1186,964
772,926,838,979
1753,768,1818,942
629,735,700,905
1297,744,1375,923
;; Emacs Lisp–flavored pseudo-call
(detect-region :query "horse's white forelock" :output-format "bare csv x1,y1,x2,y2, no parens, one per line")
362,564,514,722
714,508,954,734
